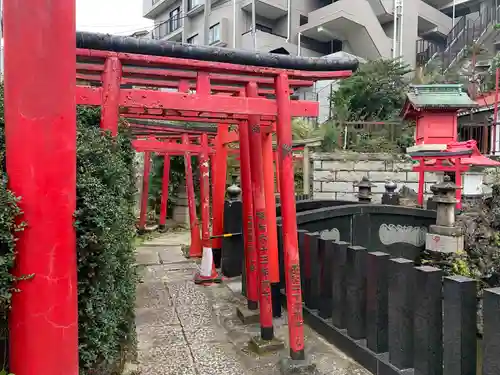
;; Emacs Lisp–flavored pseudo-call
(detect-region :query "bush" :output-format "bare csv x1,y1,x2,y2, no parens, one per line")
75,107,138,375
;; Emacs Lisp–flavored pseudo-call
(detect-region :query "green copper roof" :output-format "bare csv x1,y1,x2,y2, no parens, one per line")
404,84,478,109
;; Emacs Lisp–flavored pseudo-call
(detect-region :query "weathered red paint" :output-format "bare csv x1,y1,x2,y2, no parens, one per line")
77,61,318,88
75,86,319,117
238,119,259,309
183,134,202,257
273,151,281,194
211,125,229,251
139,151,152,231
100,56,122,136
275,73,305,359
159,155,171,228
5,1,79,374
133,138,213,153
199,134,211,248
246,82,274,340
262,132,280,283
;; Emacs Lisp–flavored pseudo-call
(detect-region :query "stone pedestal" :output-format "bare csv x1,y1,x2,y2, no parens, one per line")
425,176,463,254
172,183,190,226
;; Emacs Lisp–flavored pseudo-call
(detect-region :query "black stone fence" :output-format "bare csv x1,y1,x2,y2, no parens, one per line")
275,193,312,205
278,229,499,375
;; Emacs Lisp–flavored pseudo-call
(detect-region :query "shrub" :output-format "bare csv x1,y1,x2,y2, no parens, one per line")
0,83,23,372
75,107,138,375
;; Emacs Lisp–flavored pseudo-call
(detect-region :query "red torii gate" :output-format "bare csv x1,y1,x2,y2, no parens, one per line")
3,2,355,374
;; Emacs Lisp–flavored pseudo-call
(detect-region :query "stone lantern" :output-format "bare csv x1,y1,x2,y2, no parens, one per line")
355,176,374,203
382,181,400,205
227,182,241,202
425,175,464,253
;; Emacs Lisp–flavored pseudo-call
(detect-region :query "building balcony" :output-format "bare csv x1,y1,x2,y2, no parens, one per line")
298,0,391,61
241,29,321,57
241,0,287,20
152,18,183,42
143,0,178,19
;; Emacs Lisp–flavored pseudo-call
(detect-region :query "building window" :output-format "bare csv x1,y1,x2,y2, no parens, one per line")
169,7,181,32
188,0,204,10
209,23,221,44
187,34,199,44
300,15,308,26
256,24,272,34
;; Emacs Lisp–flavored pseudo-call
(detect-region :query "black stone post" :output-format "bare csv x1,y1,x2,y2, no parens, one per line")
277,224,285,289
221,183,243,277
413,266,443,375
381,181,400,205
355,176,374,203
332,241,349,329
482,287,500,375
346,245,368,340
305,233,321,310
297,230,308,301
388,258,414,370
443,276,477,375
366,251,389,354
319,239,334,319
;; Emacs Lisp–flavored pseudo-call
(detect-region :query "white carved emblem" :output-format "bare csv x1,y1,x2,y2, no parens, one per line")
320,228,341,242
378,224,427,247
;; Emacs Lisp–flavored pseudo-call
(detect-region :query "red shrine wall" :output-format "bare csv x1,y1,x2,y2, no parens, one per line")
415,112,457,145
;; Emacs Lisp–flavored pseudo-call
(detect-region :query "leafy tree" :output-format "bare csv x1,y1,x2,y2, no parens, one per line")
331,59,411,121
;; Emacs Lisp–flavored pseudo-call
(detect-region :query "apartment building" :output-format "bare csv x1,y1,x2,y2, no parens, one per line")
145,0,488,68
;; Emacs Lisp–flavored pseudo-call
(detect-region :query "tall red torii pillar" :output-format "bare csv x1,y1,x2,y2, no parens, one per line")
4,1,79,375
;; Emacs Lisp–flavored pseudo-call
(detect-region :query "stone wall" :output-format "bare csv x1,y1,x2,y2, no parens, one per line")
312,152,443,203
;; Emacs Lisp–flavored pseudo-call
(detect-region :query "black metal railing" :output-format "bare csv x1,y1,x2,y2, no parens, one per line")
152,16,183,40
417,3,500,72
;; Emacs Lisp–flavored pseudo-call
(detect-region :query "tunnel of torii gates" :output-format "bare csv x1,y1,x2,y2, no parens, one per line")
129,121,312,261
3,1,358,374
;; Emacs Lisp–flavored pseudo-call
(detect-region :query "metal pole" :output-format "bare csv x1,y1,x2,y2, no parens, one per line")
159,155,171,229
233,0,237,47
204,0,211,45
392,0,397,58
452,0,456,38
275,72,306,360
494,67,499,155
247,82,275,341
252,0,256,50
297,32,302,56
139,151,151,232
287,0,291,42
399,0,404,60
5,1,78,373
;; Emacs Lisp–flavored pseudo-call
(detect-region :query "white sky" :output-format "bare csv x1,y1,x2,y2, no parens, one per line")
76,0,154,35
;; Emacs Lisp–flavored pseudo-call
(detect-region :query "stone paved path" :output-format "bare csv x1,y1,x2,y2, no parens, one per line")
135,231,370,375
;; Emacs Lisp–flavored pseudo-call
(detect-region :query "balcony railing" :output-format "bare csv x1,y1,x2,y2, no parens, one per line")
152,16,183,40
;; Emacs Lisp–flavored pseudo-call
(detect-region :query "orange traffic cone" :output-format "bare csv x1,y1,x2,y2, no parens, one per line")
194,243,222,285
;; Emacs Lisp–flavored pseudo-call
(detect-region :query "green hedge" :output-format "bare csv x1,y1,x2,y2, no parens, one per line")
75,107,137,375
0,97,137,374
0,83,23,371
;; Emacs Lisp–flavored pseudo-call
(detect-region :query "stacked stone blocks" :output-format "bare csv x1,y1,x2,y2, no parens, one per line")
312,152,442,203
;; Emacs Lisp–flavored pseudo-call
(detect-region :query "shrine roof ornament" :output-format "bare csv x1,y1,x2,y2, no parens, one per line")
401,84,478,117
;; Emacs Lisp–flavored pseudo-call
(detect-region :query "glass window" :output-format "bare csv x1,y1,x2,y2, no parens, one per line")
209,23,221,44
169,7,181,32
188,0,204,10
